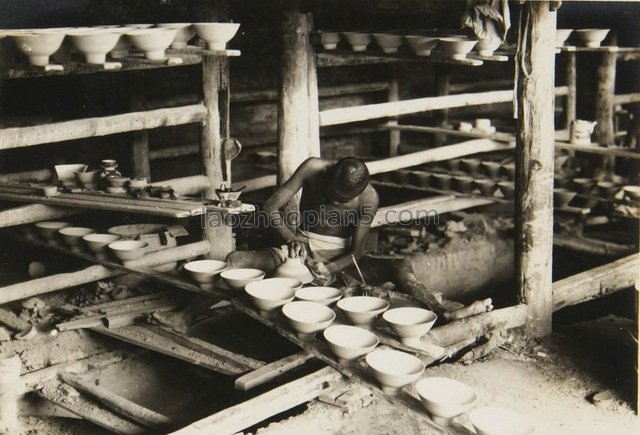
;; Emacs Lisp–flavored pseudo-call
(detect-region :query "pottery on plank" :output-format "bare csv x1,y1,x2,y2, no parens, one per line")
192,22,240,50
469,407,535,435
574,29,609,48
337,296,389,329
273,257,314,284
295,286,343,305
9,30,66,66
126,27,177,60
342,32,371,52
184,259,228,290
366,348,425,395
220,268,265,291
66,28,122,64
282,301,336,336
415,377,476,426
404,35,439,56
157,23,195,49
373,33,403,53
382,307,437,346
323,324,378,366
438,37,477,60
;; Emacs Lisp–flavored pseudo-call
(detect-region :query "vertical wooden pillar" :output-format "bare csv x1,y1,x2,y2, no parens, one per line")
565,51,576,129
387,66,400,156
515,1,556,338
201,1,234,259
433,65,451,147
0,354,20,433
595,51,617,171
130,94,151,179
278,1,321,213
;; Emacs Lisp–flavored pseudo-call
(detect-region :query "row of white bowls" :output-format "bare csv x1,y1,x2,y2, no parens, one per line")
319,31,498,58
1,22,240,66
555,28,610,48
32,221,149,262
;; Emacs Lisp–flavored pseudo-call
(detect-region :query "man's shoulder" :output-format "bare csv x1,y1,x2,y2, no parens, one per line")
358,183,379,206
299,157,331,175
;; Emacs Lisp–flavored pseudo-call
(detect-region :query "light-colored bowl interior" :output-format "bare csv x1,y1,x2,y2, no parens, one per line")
623,185,640,200
55,164,88,181
323,324,379,349
109,240,148,251
469,407,535,435
366,348,425,377
125,27,176,59
221,268,265,281
338,296,389,313
415,377,477,407
83,233,121,248
185,259,227,275
59,227,95,238
383,307,437,326
282,301,336,324
295,286,343,304
245,279,300,301
35,221,70,231
107,224,165,239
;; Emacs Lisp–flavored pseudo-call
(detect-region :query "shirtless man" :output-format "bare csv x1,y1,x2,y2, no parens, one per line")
227,156,379,284
154,157,378,331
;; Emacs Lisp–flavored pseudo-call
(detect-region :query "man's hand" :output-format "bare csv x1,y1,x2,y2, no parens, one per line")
307,259,332,285
287,235,308,260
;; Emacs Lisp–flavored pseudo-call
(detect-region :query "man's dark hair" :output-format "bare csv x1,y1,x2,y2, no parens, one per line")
327,157,369,201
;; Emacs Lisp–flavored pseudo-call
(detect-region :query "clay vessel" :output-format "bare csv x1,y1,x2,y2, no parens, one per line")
274,257,314,284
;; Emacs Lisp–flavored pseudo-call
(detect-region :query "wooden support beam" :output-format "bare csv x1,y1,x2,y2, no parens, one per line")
613,92,640,106
387,66,401,156
553,234,636,257
0,105,207,150
0,355,20,433
595,51,617,146
433,65,451,147
278,3,321,214
0,169,52,183
234,351,313,391
514,1,557,338
232,175,277,193
231,82,389,103
59,372,172,430
201,54,234,259
565,51,577,129
426,305,528,347
172,366,341,435
130,94,151,179
0,204,75,228
553,253,638,312
149,143,200,161
365,138,514,174
158,175,211,196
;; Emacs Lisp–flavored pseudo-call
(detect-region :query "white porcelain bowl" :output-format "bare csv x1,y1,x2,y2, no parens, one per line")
9,30,66,66
323,324,379,365
35,221,71,242
108,240,149,262
66,28,122,64
109,27,135,58
469,407,535,435
59,227,95,250
373,33,403,53
55,164,88,182
337,296,389,328
126,27,177,60
623,185,640,201
83,233,121,253
574,29,609,48
245,279,297,314
295,286,343,305
415,377,477,426
184,259,228,289
475,37,501,56
383,307,437,346
405,35,439,56
192,22,240,50
157,23,196,49
282,301,336,335
319,31,341,50
438,37,477,60
342,32,371,52
366,348,425,395
220,268,265,291
555,29,573,47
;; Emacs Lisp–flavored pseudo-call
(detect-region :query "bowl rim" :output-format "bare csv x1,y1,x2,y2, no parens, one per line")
184,259,228,273
296,286,342,300
415,376,477,404
365,348,425,375
83,233,121,242
337,296,389,313
220,267,265,280
323,324,379,348
59,226,95,236
383,307,437,325
282,301,336,323
35,221,70,229
108,240,149,251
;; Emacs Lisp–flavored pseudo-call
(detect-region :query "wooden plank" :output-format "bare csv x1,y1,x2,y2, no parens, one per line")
234,351,313,391
130,94,151,179
555,142,640,160
553,253,639,311
319,87,567,126
613,92,640,106
149,143,200,160
59,372,172,429
0,105,207,151
172,366,342,435
232,175,277,193
38,380,146,434
566,51,577,129
553,234,636,257
595,51,617,148
383,123,515,143
365,139,514,174
231,82,389,103
514,1,557,338
91,325,250,376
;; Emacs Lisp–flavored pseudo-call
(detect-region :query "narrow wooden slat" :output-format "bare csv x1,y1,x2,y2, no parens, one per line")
234,352,313,391
613,92,640,105
0,204,75,228
553,253,639,311
554,142,640,160
0,104,207,151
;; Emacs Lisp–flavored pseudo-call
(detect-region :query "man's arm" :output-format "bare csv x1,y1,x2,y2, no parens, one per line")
263,157,323,244
325,186,379,274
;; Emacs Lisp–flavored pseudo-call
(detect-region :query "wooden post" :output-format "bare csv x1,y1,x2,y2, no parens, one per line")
387,66,401,156
565,51,576,129
278,1,321,214
130,94,151,179
433,65,451,147
514,1,556,338
0,355,20,433
595,51,617,171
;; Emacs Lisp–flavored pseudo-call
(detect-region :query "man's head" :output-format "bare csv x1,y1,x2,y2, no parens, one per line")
326,157,369,203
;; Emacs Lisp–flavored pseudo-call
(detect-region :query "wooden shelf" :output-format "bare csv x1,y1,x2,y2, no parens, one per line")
316,48,486,67
0,47,240,79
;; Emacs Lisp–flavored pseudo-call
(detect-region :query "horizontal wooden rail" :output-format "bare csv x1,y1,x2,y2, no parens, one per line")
365,139,514,174
553,253,639,312
319,87,568,126
0,104,207,150
613,92,640,105
232,82,390,103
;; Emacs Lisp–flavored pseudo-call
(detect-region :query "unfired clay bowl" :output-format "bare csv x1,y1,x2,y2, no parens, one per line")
475,179,498,197
282,301,336,335
415,377,477,426
553,188,577,207
66,28,122,64
245,279,297,315
83,233,121,254
157,23,195,49
126,27,177,60
319,31,341,50
184,259,228,290
373,33,403,53
622,185,640,202
59,227,95,252
555,29,573,47
323,324,378,365
438,37,477,60
469,407,535,435
572,178,596,194
35,221,71,243
574,29,609,48
497,181,515,199
482,161,502,178
366,348,425,395
383,307,437,346
295,286,343,305
74,170,99,186
342,32,371,52
192,22,240,50
337,296,389,329
475,37,501,56
220,268,265,291
9,30,66,66
108,240,148,262
404,35,439,56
